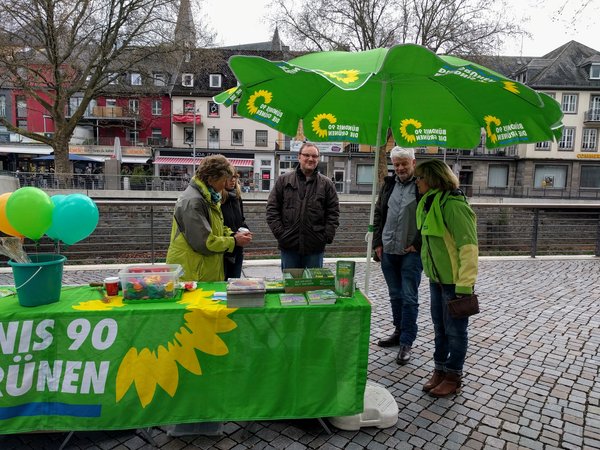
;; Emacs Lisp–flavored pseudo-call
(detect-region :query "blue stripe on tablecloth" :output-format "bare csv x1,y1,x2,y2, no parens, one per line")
0,402,101,419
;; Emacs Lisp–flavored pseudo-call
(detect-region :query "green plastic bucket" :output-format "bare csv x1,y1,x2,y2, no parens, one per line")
8,254,66,307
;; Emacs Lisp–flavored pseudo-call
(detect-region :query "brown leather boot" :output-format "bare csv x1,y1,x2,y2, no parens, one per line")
429,372,461,397
422,370,446,392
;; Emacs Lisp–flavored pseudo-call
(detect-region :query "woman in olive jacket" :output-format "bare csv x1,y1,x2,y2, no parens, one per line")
166,156,251,281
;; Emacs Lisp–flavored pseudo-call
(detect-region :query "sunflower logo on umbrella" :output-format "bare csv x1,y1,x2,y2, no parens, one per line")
484,115,502,144
247,89,273,114
312,113,337,138
399,118,422,143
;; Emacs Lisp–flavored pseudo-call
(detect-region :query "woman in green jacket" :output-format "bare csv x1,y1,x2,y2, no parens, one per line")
166,155,252,281
415,159,478,398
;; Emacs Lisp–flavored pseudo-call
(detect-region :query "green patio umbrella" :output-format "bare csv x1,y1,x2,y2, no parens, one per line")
214,44,564,293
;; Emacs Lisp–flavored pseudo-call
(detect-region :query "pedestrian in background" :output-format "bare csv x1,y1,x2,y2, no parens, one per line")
166,155,252,281
266,142,339,270
373,146,422,365
221,173,250,279
415,159,479,398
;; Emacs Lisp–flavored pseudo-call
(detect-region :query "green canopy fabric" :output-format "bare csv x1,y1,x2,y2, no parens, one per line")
214,44,564,293
215,44,563,150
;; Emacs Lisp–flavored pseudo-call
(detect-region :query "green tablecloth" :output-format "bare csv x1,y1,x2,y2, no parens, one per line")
0,283,371,433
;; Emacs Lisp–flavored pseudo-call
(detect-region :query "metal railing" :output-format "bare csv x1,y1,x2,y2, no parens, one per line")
10,171,600,198
3,201,598,266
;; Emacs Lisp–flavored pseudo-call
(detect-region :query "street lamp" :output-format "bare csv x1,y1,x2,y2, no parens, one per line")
192,109,197,174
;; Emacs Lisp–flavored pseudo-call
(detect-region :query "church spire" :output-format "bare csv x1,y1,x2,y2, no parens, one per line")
174,0,196,48
271,27,281,51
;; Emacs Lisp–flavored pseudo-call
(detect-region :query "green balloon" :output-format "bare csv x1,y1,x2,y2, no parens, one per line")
6,187,54,240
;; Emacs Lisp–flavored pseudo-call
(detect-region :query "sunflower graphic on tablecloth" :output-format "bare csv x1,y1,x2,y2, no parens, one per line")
72,288,237,408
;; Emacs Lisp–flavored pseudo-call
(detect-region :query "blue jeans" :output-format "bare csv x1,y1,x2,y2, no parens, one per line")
380,251,422,347
429,282,469,375
280,250,324,270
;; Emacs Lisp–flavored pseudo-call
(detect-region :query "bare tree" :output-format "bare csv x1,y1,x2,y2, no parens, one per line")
0,0,213,176
268,0,524,180
269,0,523,54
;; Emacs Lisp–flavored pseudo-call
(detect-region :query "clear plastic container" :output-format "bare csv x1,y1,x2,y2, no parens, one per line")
118,264,183,300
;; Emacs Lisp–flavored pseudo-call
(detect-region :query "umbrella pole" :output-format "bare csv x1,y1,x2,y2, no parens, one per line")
364,80,388,296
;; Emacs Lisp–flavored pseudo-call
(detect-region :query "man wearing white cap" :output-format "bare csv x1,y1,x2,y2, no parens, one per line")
373,146,422,365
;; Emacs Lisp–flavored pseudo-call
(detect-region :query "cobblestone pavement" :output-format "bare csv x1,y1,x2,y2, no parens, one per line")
1,257,599,450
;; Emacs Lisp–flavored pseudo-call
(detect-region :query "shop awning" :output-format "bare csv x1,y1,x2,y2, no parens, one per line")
153,156,198,165
121,156,150,164
229,159,253,167
154,157,254,167
173,114,202,124
33,154,105,162
0,145,53,155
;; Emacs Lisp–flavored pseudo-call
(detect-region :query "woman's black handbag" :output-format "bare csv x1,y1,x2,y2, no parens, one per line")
447,294,480,319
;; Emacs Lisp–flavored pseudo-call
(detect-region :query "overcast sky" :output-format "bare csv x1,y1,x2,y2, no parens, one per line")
203,0,598,57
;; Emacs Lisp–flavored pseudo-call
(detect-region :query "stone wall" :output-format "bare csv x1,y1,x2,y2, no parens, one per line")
12,200,600,264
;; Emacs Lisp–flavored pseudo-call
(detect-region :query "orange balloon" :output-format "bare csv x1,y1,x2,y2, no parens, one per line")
0,192,24,237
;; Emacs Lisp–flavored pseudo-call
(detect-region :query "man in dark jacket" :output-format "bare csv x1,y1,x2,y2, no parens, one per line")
266,143,340,269
373,146,422,365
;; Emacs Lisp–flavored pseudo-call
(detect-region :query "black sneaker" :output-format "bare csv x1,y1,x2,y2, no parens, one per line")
396,345,412,365
377,329,400,347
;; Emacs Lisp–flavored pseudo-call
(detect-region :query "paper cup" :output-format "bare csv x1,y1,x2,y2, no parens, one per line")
104,276,120,296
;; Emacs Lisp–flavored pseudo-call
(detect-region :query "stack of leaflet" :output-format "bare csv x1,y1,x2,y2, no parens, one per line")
279,293,307,306
306,289,338,305
226,278,266,307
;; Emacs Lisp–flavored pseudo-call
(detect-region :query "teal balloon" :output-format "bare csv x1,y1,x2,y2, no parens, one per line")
53,194,99,245
6,187,54,240
45,195,67,241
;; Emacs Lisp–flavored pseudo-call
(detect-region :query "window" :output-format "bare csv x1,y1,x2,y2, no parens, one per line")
153,72,167,86
69,96,84,116
232,129,243,145
558,127,575,150
208,128,220,149
152,99,162,116
207,101,219,117
589,96,600,121
16,96,27,117
582,128,598,151
232,102,240,117
209,74,222,88
533,165,567,188
184,127,194,144
148,128,163,146
515,72,526,83
183,99,195,113
129,99,139,114
581,166,600,188
130,73,142,85
561,94,578,113
105,98,117,107
182,73,194,87
0,95,5,117
17,119,27,130
151,128,162,138
128,128,139,145
590,64,600,80
261,159,271,166
535,141,551,150
488,165,509,188
256,130,268,147
357,165,374,184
